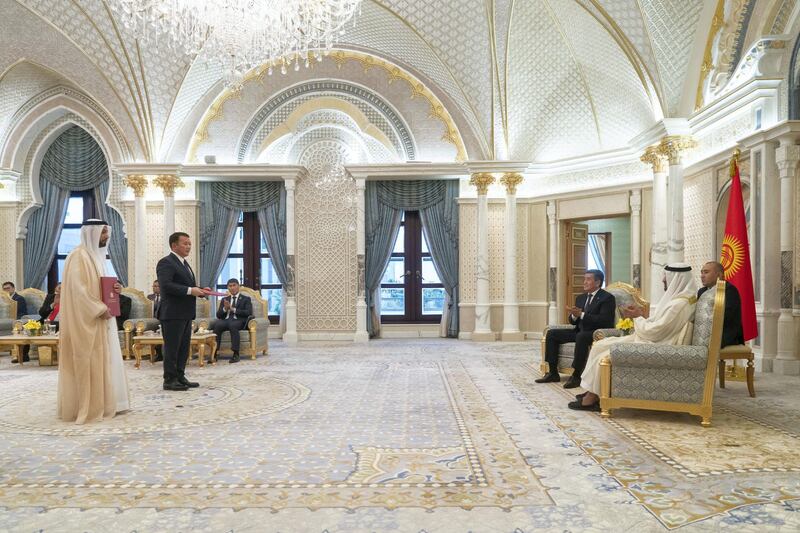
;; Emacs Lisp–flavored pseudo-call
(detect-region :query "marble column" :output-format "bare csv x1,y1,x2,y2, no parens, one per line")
641,147,668,304
630,189,642,289
123,174,148,291
547,201,558,325
283,178,299,345
154,174,183,251
500,172,524,341
470,172,496,341
775,141,800,374
354,178,368,343
658,136,696,264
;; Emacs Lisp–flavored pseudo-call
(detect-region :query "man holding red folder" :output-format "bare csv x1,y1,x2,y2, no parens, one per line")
156,232,212,391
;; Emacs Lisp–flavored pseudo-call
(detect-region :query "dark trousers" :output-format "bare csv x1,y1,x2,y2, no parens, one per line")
213,319,245,353
161,319,192,381
544,328,595,375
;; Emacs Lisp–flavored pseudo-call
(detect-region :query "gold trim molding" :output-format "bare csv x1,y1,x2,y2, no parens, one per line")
188,50,467,163
658,136,697,166
640,146,667,173
153,174,184,196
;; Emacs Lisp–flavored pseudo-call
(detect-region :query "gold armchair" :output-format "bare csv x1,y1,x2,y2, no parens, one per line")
202,286,269,360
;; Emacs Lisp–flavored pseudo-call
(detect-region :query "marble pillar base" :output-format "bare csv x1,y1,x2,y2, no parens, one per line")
773,359,800,375
353,331,369,344
500,331,525,342
283,332,299,346
754,354,774,373
471,332,497,342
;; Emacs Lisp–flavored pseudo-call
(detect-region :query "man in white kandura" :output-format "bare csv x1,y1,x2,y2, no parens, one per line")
568,262,697,412
57,219,130,424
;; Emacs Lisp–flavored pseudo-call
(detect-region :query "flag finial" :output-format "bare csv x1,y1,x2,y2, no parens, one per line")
730,147,741,177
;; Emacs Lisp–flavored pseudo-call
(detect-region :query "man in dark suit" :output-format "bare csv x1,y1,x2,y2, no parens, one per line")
213,278,253,364
156,232,211,391
3,281,27,318
147,279,163,361
536,269,616,388
698,261,744,347
39,283,61,325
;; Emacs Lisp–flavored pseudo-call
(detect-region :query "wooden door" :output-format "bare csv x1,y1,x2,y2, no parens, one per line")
565,222,588,319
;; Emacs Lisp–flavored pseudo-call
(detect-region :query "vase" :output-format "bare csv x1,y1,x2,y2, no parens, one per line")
27,329,41,337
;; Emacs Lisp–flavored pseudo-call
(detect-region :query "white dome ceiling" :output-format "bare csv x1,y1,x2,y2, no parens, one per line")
0,0,747,163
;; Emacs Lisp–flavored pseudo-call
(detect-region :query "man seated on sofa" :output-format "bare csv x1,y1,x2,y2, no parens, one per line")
536,269,616,388
698,261,744,348
213,278,253,364
3,281,27,318
147,279,163,361
39,283,62,329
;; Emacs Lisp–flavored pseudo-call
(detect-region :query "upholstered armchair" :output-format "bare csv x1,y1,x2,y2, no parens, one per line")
540,282,649,374
202,286,269,360
0,291,18,355
17,288,46,322
599,280,726,427
121,288,157,359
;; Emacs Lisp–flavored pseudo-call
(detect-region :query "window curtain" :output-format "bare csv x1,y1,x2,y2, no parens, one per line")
95,178,128,285
419,180,460,337
24,126,111,289
365,180,459,337
198,181,286,324
588,234,606,283
256,187,288,332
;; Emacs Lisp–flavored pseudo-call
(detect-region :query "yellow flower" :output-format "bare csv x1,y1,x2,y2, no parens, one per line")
22,319,41,330
615,318,634,331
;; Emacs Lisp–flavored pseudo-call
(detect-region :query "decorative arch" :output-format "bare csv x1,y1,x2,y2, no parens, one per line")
789,33,800,120
239,83,414,163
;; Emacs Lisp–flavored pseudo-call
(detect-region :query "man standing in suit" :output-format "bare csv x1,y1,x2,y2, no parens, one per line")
3,281,27,318
213,278,253,363
156,232,210,391
536,269,616,388
698,261,744,347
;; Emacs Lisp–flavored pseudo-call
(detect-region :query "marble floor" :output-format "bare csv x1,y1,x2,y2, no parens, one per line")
0,339,798,532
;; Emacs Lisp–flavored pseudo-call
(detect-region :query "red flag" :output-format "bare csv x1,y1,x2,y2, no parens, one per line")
720,152,758,341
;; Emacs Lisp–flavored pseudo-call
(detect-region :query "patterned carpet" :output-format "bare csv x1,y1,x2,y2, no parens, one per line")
0,339,798,532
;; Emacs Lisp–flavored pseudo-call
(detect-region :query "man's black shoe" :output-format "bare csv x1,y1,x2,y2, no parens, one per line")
568,399,600,412
534,372,560,383
229,353,240,364
563,376,582,389
178,376,199,388
163,379,189,391
154,354,163,362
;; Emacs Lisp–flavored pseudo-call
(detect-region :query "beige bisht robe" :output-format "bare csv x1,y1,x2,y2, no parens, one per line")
57,246,116,424
580,296,697,394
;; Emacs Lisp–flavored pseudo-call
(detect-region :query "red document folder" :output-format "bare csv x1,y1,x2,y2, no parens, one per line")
101,277,121,317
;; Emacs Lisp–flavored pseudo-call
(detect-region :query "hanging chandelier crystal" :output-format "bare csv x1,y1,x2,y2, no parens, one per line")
110,0,362,86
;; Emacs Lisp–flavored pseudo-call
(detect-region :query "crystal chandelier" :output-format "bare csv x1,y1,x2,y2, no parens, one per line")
111,0,362,85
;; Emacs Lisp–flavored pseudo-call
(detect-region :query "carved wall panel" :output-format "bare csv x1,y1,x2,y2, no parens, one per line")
459,203,476,304
684,170,715,274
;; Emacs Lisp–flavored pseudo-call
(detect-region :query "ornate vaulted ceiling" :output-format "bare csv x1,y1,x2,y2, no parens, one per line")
0,0,775,164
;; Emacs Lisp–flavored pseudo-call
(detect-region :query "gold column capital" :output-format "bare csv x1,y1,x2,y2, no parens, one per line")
469,172,496,195
499,172,524,194
658,135,697,165
153,174,184,197
640,146,667,173
123,174,148,197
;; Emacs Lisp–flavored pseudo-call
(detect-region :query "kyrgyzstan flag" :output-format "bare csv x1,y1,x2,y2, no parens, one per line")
721,152,758,341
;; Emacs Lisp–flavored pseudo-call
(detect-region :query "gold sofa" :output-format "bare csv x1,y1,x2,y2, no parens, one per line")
200,286,269,360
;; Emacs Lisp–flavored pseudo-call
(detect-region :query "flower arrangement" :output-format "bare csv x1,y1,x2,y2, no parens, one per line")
616,318,634,335
22,319,41,336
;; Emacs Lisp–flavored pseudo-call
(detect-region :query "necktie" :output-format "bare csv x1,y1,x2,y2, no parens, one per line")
229,296,237,319
183,260,195,282
584,293,593,311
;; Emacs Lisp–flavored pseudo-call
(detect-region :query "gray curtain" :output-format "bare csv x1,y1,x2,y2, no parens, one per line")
365,180,459,337
365,183,402,337
95,179,128,285
198,181,285,295
24,125,110,289
198,182,239,289
419,181,460,337
23,177,69,289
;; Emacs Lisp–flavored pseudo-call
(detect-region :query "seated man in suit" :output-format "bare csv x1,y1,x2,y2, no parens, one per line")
115,291,132,332
147,279,163,361
698,261,744,348
3,281,27,318
213,278,253,364
536,269,616,388
39,283,62,329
